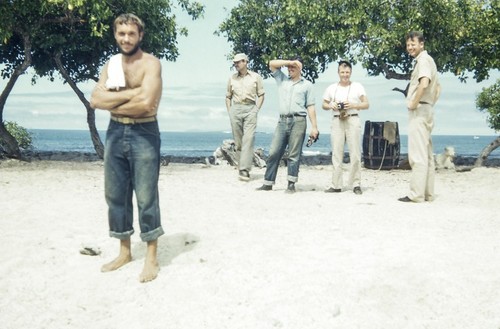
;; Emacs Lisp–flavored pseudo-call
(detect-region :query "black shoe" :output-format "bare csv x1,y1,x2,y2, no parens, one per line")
286,182,296,194
353,186,362,195
398,196,412,202
238,170,250,181
325,187,342,193
256,184,272,191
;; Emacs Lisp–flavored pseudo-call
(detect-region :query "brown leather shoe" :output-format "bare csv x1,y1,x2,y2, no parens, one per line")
238,170,250,181
325,187,342,193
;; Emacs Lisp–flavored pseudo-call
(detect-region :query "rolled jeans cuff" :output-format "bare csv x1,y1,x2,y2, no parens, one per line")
140,226,165,242
109,229,135,240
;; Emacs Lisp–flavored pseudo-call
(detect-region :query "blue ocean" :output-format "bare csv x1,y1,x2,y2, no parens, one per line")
28,129,499,159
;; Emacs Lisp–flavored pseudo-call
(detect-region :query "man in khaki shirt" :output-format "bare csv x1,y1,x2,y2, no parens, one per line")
226,53,265,181
399,31,441,203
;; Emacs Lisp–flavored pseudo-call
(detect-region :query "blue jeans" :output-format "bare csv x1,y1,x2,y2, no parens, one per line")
104,120,164,242
263,116,307,184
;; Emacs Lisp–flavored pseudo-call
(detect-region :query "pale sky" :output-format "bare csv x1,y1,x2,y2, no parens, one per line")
3,0,499,135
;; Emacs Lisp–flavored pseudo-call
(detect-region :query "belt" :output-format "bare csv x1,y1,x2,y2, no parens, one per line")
111,116,157,124
334,114,358,118
234,101,255,105
280,113,306,118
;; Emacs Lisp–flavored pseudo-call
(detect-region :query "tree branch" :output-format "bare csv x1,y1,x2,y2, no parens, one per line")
382,63,410,80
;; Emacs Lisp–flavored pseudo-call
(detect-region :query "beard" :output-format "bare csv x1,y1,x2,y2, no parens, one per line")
119,43,141,57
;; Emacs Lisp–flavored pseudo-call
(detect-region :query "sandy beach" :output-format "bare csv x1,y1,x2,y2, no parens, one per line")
0,159,499,329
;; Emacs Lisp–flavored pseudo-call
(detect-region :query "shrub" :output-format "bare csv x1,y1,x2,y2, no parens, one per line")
2,121,33,150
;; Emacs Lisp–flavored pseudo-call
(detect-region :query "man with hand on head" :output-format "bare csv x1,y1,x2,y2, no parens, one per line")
226,53,265,181
256,56,319,193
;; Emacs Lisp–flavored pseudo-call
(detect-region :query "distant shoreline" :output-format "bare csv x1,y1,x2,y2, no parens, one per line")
5,150,499,167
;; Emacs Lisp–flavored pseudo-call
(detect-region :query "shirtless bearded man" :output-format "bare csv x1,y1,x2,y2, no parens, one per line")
90,13,164,283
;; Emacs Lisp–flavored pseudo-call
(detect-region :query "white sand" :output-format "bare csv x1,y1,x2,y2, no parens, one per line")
0,160,499,329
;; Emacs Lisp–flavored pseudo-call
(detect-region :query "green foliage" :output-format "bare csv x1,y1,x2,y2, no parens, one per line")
0,0,205,84
0,0,204,157
476,79,500,132
217,0,499,83
2,121,33,150
217,0,349,81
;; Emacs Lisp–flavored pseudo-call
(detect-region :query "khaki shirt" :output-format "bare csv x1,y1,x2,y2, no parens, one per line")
226,70,265,105
407,50,440,105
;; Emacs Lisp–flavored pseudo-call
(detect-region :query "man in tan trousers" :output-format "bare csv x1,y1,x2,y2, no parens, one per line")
226,53,265,181
399,31,441,203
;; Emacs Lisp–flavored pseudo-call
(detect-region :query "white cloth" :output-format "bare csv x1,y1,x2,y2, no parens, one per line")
105,54,126,89
383,121,397,145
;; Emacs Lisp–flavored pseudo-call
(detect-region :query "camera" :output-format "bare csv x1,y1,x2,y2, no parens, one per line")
306,132,320,147
337,102,349,119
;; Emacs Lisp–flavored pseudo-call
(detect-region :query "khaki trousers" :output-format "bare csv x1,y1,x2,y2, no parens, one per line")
330,116,362,189
229,103,258,172
408,104,435,202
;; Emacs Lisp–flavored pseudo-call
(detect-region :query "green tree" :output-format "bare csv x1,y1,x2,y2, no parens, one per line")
218,0,499,162
217,0,349,81
219,0,498,81
475,80,500,166
0,0,204,159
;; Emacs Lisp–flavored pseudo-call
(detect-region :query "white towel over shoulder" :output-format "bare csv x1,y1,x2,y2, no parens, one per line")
105,54,126,89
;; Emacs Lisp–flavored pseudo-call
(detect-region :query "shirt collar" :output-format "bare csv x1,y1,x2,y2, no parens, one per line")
237,70,250,78
290,76,304,84
415,50,428,62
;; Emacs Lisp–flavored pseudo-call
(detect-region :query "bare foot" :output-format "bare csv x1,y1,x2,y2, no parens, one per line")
101,254,132,272
139,239,160,283
101,239,132,272
139,260,160,283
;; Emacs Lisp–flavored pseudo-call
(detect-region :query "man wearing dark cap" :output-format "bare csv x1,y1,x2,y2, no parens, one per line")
226,53,265,181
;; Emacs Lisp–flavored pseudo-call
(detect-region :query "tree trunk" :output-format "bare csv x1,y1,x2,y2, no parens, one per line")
0,33,32,159
474,135,500,167
0,123,21,159
54,52,104,159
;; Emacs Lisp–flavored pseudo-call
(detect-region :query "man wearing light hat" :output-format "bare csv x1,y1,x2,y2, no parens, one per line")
226,53,265,181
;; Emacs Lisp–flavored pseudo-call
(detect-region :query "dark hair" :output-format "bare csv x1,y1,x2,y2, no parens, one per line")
406,31,424,43
288,55,303,65
338,60,352,69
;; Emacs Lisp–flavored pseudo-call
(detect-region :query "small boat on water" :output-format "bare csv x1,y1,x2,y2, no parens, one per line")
473,136,480,140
